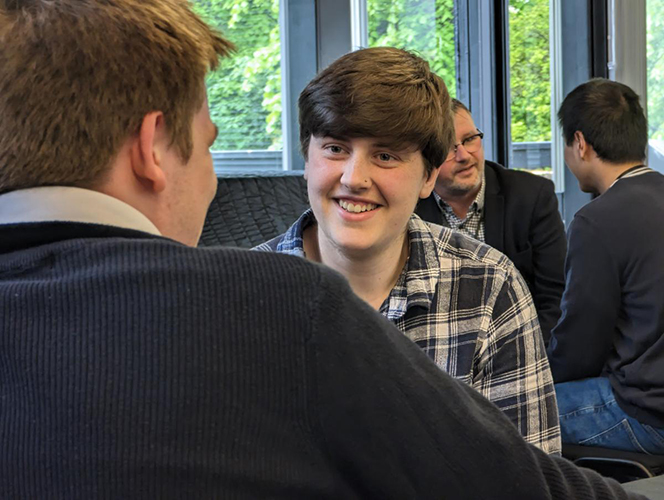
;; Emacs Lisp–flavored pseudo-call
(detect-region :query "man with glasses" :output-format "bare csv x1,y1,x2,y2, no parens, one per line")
417,99,567,343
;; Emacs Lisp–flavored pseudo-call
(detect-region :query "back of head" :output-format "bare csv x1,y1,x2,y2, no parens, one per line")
558,78,647,164
451,98,471,115
0,0,234,193
298,47,454,175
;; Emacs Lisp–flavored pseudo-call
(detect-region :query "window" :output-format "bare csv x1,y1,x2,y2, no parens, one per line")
192,0,283,172
647,0,664,173
508,0,552,179
366,0,457,97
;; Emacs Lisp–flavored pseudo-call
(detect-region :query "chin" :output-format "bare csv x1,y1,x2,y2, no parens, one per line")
332,236,374,255
578,182,597,194
447,182,478,196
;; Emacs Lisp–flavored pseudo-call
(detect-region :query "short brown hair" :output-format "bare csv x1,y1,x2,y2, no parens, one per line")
298,47,454,175
0,0,234,193
451,98,471,115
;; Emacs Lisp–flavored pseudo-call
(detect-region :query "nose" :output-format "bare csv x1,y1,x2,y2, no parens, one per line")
340,153,371,190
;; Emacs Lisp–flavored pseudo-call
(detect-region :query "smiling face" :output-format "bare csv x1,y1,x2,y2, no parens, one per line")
304,135,437,259
435,109,485,199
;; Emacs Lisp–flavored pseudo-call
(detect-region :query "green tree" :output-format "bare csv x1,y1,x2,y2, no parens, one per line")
192,0,282,151
192,1,553,154
509,0,551,143
367,0,457,97
647,0,664,140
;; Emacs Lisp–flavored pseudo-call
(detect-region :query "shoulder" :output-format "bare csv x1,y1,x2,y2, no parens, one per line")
252,209,314,255
253,234,283,252
415,219,534,321
573,175,645,225
418,216,516,274
600,170,664,205
572,173,663,238
75,234,329,302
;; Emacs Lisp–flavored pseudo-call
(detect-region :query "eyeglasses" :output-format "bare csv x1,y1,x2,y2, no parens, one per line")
444,130,484,162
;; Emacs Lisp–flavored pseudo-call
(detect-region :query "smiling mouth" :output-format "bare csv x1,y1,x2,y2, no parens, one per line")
337,199,379,213
456,164,476,174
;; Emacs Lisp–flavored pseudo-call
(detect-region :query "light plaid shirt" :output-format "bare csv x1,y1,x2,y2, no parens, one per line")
255,210,561,454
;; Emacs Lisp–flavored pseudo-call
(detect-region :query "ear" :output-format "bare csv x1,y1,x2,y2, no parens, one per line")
129,111,168,193
574,131,591,161
419,164,440,199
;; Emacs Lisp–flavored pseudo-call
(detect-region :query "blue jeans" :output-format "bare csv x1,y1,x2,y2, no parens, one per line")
556,377,664,454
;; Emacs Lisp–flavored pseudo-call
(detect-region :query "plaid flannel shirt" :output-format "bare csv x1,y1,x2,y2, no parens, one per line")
255,210,561,454
432,173,486,242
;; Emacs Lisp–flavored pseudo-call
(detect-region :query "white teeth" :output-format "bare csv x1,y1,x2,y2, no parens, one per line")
338,200,377,213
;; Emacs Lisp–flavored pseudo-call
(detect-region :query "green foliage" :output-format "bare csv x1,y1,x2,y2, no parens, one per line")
647,0,664,140
192,0,554,154
367,0,457,97
509,0,551,143
191,0,281,151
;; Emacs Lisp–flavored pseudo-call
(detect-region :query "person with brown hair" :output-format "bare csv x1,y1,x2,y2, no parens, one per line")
0,0,233,246
257,47,561,455
0,1,647,498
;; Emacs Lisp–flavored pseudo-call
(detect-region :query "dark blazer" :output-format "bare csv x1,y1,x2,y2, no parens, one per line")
416,161,566,343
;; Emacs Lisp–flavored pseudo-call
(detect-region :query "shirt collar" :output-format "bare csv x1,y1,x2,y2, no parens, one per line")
381,215,441,320
433,171,486,215
0,186,161,236
277,209,441,319
274,208,316,257
608,165,654,190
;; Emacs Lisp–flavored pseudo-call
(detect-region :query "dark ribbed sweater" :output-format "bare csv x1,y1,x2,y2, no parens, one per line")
0,222,642,499
548,171,664,428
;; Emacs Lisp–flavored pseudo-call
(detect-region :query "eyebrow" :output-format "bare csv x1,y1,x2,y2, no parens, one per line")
371,141,416,153
460,130,480,140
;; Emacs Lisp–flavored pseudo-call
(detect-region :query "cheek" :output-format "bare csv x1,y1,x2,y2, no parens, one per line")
306,164,336,192
437,165,454,180
383,172,423,202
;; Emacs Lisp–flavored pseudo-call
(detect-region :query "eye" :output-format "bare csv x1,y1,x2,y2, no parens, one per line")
462,135,476,147
461,132,483,151
377,152,395,162
326,145,344,154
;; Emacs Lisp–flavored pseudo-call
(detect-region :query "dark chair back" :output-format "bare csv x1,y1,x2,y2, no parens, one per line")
562,444,664,483
199,172,309,248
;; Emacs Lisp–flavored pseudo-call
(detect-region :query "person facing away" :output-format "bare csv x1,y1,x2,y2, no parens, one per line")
416,99,567,344
547,78,664,454
255,47,561,455
0,1,646,498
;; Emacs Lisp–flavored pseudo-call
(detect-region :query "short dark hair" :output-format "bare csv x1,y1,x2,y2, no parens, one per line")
298,47,454,175
558,78,647,164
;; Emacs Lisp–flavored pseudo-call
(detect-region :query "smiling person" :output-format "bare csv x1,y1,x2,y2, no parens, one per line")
0,1,649,497
416,100,567,344
256,47,561,455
